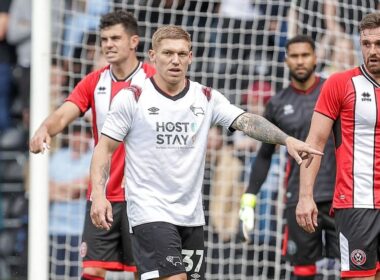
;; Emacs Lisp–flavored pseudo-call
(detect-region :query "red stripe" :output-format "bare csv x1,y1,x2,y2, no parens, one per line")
374,89,380,207
81,273,104,280
281,225,288,256
293,264,316,276
341,267,378,278
83,261,137,272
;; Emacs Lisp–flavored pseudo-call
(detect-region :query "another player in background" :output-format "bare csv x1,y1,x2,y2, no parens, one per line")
239,35,338,280
29,10,155,280
89,25,323,280
296,12,380,279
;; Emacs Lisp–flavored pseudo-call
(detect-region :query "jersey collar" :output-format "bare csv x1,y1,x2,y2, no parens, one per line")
110,61,142,82
360,64,380,88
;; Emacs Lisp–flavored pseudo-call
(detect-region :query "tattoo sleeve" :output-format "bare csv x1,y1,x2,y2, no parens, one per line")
231,112,288,145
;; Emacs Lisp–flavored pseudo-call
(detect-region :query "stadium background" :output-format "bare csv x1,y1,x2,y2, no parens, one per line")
0,0,379,279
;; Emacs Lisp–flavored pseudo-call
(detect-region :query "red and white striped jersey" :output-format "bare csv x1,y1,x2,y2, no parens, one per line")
315,65,380,209
66,62,155,201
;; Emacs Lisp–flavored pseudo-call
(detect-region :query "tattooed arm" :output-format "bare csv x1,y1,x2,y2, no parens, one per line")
90,134,120,230
231,112,323,164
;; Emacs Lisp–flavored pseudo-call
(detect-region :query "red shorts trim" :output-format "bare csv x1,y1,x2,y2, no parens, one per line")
81,273,104,280
293,264,317,276
341,267,377,278
83,260,137,272
281,225,288,256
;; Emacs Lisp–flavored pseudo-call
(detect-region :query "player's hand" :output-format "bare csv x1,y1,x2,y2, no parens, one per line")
90,194,113,231
239,193,257,242
285,136,323,166
29,127,51,154
296,196,318,233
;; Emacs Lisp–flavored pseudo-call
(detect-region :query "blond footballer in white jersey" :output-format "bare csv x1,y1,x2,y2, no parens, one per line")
102,77,244,228
90,25,322,280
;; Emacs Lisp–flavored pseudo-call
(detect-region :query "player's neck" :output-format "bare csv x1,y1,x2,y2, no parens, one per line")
291,74,316,91
153,75,187,96
111,57,139,81
364,65,380,85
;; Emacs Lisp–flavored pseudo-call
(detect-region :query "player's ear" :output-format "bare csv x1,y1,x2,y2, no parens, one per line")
148,49,155,63
130,35,139,50
188,50,193,65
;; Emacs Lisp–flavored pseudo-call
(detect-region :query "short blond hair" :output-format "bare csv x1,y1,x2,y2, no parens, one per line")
151,25,191,50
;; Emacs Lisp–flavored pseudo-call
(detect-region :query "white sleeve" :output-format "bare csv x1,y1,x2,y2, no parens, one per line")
101,89,137,141
211,90,245,130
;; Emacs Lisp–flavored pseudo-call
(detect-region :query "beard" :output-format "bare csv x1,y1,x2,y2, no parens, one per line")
365,58,380,75
289,65,316,83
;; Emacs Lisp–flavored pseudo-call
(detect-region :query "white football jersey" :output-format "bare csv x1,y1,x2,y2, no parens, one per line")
102,78,244,228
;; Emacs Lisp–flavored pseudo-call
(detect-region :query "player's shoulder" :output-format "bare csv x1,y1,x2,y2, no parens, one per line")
325,67,360,84
141,62,156,77
189,79,220,101
81,64,111,83
118,78,151,103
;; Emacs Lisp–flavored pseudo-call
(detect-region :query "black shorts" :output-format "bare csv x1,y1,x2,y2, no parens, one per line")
131,222,205,280
335,208,380,278
81,201,136,272
284,202,339,268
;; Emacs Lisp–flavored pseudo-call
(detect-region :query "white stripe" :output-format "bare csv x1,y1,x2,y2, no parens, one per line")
340,232,350,271
353,76,375,208
141,270,160,280
94,69,112,135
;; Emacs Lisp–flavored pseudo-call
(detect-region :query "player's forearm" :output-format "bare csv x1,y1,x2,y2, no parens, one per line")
90,136,119,198
246,146,273,194
232,112,288,145
38,102,81,137
90,149,111,199
299,156,322,199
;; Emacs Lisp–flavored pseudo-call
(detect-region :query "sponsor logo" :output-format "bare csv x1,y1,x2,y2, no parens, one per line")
166,256,182,267
350,249,366,266
283,104,294,115
156,122,194,147
190,105,204,116
190,273,201,279
148,107,160,115
80,242,87,258
361,92,371,102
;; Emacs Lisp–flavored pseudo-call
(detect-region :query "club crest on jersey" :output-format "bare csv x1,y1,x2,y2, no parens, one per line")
350,249,366,266
361,92,371,102
190,105,204,116
166,256,182,267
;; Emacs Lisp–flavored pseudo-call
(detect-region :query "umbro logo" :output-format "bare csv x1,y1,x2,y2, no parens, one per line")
97,86,106,94
361,92,371,102
190,273,201,279
148,107,159,115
